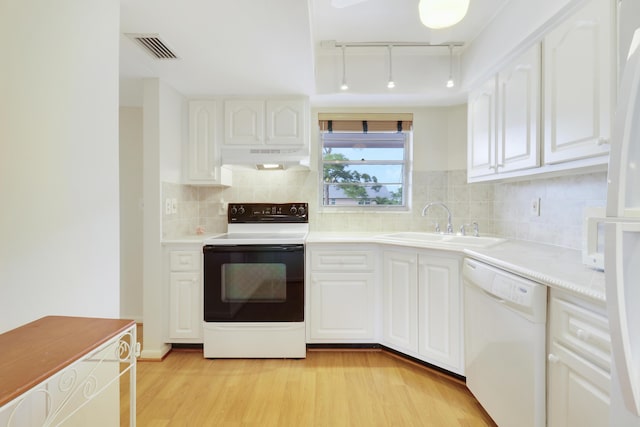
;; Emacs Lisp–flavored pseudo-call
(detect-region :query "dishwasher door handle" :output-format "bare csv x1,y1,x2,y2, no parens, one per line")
478,286,507,304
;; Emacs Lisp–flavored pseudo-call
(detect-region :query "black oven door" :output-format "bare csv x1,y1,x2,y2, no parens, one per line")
203,244,304,322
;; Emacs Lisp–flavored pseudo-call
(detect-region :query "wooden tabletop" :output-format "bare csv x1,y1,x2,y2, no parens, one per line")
0,316,135,407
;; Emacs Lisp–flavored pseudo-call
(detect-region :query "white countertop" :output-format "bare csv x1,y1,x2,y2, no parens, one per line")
306,231,606,302
463,240,605,302
161,233,223,244
161,231,606,302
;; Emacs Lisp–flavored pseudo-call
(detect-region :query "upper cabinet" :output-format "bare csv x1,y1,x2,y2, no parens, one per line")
468,45,540,180
498,45,541,173
186,101,232,186
224,98,307,147
223,100,264,145
467,76,498,179
543,0,613,164
467,0,613,183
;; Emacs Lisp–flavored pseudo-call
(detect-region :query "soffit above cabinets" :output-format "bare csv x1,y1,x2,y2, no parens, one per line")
119,0,520,107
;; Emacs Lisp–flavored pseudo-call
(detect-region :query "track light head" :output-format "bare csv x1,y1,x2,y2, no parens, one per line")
446,44,455,88
340,45,349,91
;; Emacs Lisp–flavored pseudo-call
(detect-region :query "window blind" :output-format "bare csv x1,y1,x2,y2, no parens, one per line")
318,113,413,133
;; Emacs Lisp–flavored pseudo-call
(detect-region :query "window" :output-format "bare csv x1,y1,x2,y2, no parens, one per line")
319,115,412,209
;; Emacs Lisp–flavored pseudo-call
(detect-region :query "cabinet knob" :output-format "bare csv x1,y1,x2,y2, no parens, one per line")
548,353,560,364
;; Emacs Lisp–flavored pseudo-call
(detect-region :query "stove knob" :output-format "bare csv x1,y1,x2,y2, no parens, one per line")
290,206,298,214
298,206,306,215
231,206,238,215
238,206,245,215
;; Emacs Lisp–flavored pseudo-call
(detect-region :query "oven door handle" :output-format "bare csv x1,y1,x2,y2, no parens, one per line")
203,244,303,253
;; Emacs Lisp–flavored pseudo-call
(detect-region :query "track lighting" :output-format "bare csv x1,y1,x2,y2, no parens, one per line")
328,41,465,91
387,45,395,89
446,44,455,88
418,0,470,29
340,45,349,91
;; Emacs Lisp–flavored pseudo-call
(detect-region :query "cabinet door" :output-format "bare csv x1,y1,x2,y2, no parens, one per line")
417,254,462,373
224,100,264,145
188,101,226,184
309,272,375,341
382,251,418,352
467,76,498,179
547,342,610,427
497,44,541,173
265,99,306,146
168,272,202,339
543,0,613,164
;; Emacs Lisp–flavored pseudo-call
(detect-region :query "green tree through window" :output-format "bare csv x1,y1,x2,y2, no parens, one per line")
320,132,410,208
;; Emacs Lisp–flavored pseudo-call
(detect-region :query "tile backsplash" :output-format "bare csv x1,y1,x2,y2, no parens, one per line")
162,169,607,250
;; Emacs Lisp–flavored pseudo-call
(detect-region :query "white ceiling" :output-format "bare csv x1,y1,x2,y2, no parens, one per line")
120,0,511,107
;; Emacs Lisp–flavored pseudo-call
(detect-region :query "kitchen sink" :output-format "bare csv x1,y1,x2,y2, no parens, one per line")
378,232,449,241
377,232,505,248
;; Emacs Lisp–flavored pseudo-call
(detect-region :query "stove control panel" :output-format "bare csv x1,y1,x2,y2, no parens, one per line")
228,203,308,223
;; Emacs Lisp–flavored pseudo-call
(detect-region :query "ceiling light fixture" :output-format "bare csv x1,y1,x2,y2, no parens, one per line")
256,163,284,170
446,44,455,88
387,45,395,89
418,0,470,29
340,45,349,91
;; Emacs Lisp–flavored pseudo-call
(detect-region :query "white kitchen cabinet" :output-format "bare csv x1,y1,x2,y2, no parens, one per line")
543,0,613,165
417,253,462,373
497,44,541,174
165,246,203,342
306,244,377,343
223,100,264,145
383,250,419,352
547,289,611,427
467,44,541,180
186,101,231,186
467,76,498,179
224,98,307,146
383,248,463,374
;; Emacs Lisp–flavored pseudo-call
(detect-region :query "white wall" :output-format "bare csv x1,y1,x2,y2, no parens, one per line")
159,83,186,184
0,0,120,332
120,107,143,322
141,79,185,359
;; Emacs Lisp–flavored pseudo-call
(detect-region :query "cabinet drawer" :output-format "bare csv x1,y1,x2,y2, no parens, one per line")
549,295,611,373
311,250,375,271
170,251,201,271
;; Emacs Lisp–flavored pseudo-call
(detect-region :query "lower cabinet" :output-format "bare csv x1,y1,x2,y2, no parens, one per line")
306,244,377,343
382,250,418,351
382,248,463,375
164,244,203,342
547,289,611,427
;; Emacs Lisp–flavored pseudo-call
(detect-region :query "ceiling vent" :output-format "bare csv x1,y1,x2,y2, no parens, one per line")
126,34,178,59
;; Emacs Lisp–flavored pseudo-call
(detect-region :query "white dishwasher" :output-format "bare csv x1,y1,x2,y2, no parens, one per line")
463,258,547,427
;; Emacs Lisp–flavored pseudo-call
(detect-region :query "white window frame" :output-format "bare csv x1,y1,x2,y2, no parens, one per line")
318,131,413,212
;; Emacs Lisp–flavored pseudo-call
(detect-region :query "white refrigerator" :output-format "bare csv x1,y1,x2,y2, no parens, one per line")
606,24,640,427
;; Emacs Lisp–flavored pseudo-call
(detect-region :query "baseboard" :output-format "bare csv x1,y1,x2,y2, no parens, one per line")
306,343,466,384
379,345,466,384
306,343,380,351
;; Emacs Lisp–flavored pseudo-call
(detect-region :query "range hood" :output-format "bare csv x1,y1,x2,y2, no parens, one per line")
220,145,310,170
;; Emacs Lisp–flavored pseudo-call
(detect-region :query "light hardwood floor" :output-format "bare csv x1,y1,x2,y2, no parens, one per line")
123,348,496,426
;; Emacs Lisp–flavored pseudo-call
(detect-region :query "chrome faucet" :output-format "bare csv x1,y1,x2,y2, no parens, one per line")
421,202,453,234
459,221,480,237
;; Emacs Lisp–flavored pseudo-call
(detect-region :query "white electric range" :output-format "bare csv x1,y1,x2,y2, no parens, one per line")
202,203,308,358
